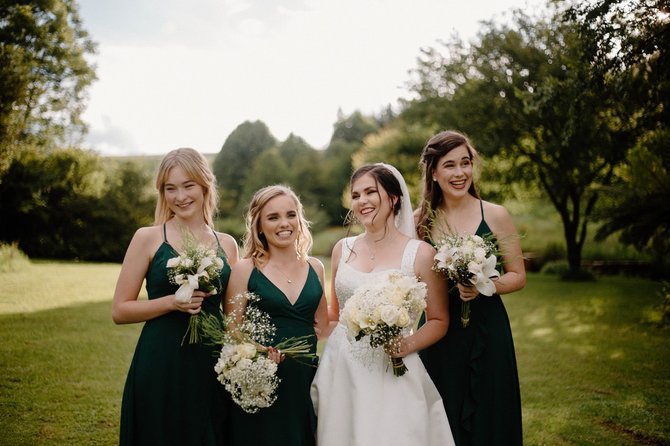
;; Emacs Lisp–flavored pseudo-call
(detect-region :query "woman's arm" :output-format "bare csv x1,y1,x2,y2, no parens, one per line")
327,240,343,324
396,242,449,356
223,258,254,323
309,257,332,339
486,202,526,295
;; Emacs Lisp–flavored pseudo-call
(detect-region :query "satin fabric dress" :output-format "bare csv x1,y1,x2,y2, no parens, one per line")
419,203,523,446
311,236,455,446
230,265,321,446
120,225,232,446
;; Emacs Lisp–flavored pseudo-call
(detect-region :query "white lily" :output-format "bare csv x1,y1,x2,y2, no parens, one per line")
468,254,500,296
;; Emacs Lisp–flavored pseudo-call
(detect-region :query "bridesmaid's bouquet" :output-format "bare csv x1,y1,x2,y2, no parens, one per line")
199,292,317,413
166,230,224,345
432,233,500,327
341,271,427,377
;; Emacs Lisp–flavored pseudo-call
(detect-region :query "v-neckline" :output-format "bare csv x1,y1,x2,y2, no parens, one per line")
256,265,312,306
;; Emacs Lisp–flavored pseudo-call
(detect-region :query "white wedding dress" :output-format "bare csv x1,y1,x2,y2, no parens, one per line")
311,236,455,446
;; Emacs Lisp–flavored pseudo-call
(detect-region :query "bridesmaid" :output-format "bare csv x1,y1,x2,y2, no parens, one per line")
112,147,238,445
225,185,329,446
416,130,526,446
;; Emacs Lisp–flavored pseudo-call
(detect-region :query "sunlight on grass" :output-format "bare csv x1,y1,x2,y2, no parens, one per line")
0,264,668,445
0,262,147,314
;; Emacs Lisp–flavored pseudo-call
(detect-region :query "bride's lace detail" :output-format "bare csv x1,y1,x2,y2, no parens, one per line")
335,236,422,372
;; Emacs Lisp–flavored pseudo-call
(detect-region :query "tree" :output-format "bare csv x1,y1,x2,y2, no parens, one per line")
403,7,633,277
0,147,154,261
353,121,435,203
0,0,96,172
570,0,670,272
213,120,276,214
330,109,379,145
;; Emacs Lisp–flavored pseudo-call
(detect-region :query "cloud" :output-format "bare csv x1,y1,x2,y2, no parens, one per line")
86,115,139,156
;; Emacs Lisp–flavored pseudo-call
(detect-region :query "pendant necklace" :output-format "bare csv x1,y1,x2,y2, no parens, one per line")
271,262,295,284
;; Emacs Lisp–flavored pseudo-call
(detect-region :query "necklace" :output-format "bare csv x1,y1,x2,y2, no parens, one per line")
271,262,295,283
363,232,400,261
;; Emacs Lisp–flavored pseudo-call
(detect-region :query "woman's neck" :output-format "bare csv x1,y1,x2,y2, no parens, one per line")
170,217,210,236
440,193,477,212
267,245,302,264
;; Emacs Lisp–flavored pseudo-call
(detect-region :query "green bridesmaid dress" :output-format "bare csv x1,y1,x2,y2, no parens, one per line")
420,202,523,446
230,264,321,446
120,224,232,446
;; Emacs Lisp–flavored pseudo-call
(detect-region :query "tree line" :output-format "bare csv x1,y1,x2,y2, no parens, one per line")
1,0,668,278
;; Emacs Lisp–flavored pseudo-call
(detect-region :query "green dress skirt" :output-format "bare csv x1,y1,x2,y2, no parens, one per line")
230,265,321,446
120,226,232,445
420,215,522,446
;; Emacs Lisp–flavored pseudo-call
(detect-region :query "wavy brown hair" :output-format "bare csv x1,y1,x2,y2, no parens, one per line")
416,130,480,241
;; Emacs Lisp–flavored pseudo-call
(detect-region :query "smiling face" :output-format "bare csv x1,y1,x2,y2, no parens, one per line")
164,165,205,221
350,172,395,229
433,144,473,199
259,193,300,250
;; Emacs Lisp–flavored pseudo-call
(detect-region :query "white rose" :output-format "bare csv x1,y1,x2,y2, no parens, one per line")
397,308,410,327
181,258,194,268
236,343,257,359
237,358,253,369
166,257,180,268
473,247,487,262
380,305,400,326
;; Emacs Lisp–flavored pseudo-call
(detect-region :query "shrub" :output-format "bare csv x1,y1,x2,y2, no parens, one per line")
0,242,30,272
540,259,570,276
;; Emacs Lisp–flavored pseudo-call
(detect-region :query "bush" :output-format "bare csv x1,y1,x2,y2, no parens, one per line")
0,242,30,272
540,259,570,276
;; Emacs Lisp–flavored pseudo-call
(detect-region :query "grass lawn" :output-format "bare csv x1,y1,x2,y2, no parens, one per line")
0,261,668,445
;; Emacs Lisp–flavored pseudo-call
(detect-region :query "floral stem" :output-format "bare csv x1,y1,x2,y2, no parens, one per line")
461,301,471,328
181,314,201,345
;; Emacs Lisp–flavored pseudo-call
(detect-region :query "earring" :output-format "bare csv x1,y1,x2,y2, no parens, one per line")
432,177,437,182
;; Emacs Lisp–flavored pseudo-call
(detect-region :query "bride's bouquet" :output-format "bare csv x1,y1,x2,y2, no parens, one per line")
341,271,427,377
199,292,317,413
433,233,500,327
166,230,224,345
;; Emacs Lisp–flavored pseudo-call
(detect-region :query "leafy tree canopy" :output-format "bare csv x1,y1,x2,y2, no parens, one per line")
0,0,96,173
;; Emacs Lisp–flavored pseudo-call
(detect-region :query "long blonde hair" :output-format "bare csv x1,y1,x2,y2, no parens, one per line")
243,185,312,265
154,148,219,226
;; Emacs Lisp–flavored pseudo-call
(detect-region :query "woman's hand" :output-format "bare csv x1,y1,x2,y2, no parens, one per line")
457,283,479,302
266,346,285,364
385,337,416,358
173,290,209,314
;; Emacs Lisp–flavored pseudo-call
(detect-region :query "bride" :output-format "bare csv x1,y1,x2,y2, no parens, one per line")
311,163,455,445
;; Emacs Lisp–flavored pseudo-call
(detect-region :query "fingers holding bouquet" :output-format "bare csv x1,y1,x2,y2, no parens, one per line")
456,283,480,302
265,346,286,364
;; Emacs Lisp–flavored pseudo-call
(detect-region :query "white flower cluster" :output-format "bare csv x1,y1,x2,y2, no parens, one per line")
166,247,224,303
433,233,500,296
214,342,280,414
341,271,427,376
342,271,427,343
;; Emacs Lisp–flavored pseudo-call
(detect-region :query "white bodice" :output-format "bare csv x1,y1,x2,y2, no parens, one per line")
335,235,420,312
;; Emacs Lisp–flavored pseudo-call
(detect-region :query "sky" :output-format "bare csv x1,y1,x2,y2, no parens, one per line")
77,0,540,156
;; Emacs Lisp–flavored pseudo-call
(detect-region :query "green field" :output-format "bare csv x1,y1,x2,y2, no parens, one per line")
0,261,668,445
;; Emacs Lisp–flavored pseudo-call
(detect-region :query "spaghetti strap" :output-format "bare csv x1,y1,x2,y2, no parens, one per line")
162,223,168,243
479,199,485,219
211,227,223,250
